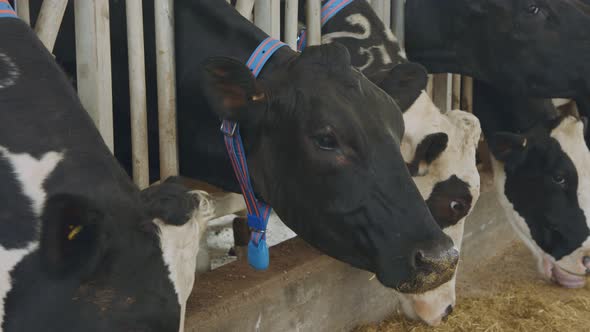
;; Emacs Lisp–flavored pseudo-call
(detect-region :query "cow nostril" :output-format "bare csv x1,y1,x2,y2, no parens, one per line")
413,250,426,269
584,256,590,273
443,305,454,319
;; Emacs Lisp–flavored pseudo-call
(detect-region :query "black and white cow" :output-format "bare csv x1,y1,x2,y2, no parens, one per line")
35,0,460,293
474,80,590,288
405,0,590,141
0,12,212,331
303,0,482,325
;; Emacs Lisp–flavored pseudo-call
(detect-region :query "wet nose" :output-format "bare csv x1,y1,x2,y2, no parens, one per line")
413,245,460,275
584,256,590,273
442,305,454,320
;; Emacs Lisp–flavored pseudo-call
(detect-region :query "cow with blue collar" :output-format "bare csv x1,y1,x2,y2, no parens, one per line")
474,81,590,289
296,0,482,325
37,0,461,293
405,0,590,143
0,5,213,331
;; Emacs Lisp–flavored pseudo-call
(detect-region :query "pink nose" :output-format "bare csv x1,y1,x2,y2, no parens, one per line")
584,256,590,273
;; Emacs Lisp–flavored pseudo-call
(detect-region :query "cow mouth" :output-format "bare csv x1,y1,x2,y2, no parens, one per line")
543,256,587,289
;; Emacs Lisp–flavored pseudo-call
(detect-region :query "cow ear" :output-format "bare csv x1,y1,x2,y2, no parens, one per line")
200,57,268,124
378,62,428,111
407,132,448,176
40,194,106,278
488,132,529,165
140,177,200,226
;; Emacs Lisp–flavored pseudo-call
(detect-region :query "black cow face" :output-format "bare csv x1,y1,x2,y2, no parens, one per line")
200,43,458,293
489,116,590,288
406,0,590,98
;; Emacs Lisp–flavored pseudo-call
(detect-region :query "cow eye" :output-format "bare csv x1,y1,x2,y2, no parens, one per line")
552,175,566,186
526,4,540,15
450,200,465,213
312,131,339,151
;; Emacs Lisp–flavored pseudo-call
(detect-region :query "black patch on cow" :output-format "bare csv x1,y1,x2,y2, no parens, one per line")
406,133,449,176
426,175,473,229
378,62,429,112
501,132,590,260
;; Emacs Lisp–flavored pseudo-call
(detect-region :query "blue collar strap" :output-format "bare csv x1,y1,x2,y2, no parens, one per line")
297,0,355,50
0,0,17,18
220,37,287,270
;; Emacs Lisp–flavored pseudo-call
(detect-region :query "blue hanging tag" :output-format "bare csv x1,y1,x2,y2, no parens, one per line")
248,237,269,270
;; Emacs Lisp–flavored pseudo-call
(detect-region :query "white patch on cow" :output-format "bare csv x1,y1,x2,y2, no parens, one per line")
357,44,392,72
0,146,63,329
0,52,19,89
384,28,398,42
321,14,371,44
396,93,481,325
154,190,213,332
0,148,63,216
398,49,407,60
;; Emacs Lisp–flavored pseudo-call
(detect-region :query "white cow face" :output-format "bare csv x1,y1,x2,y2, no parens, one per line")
398,92,482,326
490,115,590,288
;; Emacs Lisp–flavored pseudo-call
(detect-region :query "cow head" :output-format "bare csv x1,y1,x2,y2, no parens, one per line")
200,43,459,293
379,63,482,325
36,177,213,331
475,90,590,288
405,0,590,97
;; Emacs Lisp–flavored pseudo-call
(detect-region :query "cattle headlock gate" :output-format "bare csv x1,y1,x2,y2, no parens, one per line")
11,0,479,269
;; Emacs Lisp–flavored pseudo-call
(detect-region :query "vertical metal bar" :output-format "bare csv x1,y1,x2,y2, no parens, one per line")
254,0,271,35
235,0,255,21
16,0,30,25
284,0,298,49
426,74,434,99
391,0,405,50
461,76,474,113
270,0,280,40
306,0,321,46
381,0,391,29
74,0,114,151
371,0,384,21
452,74,462,110
126,0,150,189
154,0,179,179
432,73,452,113
34,0,68,52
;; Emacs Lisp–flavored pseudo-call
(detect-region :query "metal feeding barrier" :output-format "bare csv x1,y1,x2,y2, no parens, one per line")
15,0,473,270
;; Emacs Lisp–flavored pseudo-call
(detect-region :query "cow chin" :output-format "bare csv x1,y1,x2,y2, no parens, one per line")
398,278,456,326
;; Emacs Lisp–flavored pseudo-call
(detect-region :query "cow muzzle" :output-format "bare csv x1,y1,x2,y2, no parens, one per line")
584,256,590,274
395,246,459,294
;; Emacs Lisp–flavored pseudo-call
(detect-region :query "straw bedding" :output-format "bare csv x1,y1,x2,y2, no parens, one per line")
356,243,590,332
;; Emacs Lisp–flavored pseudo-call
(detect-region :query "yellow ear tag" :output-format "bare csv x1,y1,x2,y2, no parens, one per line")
67,225,83,240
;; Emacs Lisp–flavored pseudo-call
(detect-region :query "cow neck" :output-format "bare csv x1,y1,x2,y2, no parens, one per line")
220,37,290,272
180,0,297,78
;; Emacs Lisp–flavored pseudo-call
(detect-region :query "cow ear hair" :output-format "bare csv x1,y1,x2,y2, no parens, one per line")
488,132,529,166
407,132,448,176
40,194,106,278
200,57,267,125
378,62,428,112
